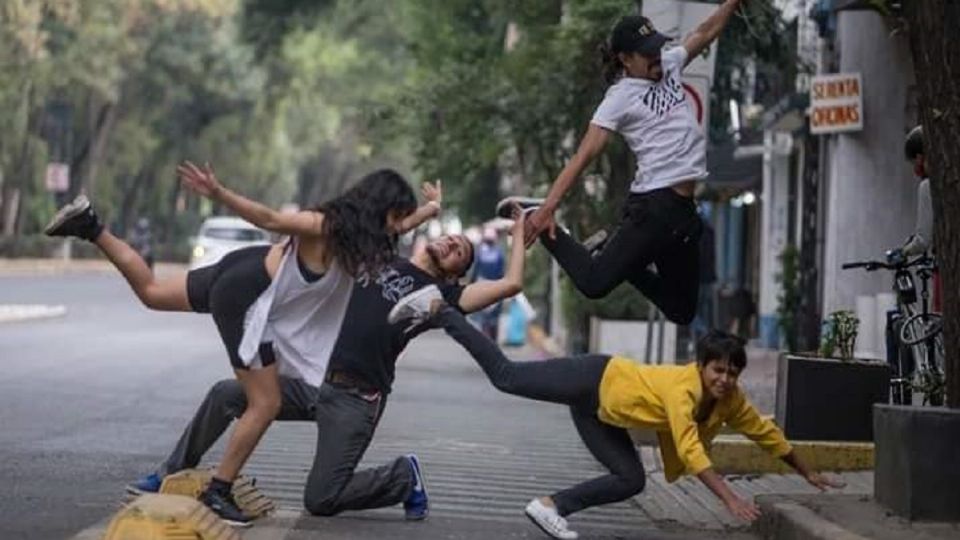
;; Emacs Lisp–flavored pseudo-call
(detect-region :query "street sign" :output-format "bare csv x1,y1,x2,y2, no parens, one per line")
810,72,863,134
45,162,70,193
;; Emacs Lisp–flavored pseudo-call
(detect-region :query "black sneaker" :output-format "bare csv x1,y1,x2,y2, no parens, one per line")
495,196,544,219
199,486,253,527
43,195,104,242
583,229,609,256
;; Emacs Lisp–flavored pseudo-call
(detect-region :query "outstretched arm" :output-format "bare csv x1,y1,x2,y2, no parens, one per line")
698,468,762,522
726,392,846,492
178,161,325,237
682,0,742,67
398,180,443,234
459,205,526,313
524,124,611,245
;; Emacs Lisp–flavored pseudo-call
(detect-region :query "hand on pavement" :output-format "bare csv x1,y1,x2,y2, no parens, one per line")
725,496,761,523
805,472,846,491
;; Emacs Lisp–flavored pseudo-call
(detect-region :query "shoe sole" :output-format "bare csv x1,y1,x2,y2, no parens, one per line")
387,286,440,325
405,454,429,521
43,195,90,236
221,518,254,528
524,507,575,540
495,196,544,219
124,485,157,496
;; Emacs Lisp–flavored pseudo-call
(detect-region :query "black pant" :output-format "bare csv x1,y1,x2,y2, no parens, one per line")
160,377,413,516
541,187,701,325
436,308,646,517
185,245,276,369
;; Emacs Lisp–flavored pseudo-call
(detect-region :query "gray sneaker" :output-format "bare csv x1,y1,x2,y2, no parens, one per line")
495,196,544,219
387,285,444,328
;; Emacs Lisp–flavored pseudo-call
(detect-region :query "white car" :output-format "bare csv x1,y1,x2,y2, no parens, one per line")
189,216,272,270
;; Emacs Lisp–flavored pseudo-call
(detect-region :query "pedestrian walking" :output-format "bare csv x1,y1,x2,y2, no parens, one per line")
470,227,507,340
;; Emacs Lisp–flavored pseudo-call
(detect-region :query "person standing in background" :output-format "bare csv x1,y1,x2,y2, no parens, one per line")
471,227,507,340
691,213,717,344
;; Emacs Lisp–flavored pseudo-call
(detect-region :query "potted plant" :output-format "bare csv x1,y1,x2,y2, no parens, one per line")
775,304,890,442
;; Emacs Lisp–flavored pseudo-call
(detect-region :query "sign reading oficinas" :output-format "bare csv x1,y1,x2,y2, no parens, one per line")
810,73,863,135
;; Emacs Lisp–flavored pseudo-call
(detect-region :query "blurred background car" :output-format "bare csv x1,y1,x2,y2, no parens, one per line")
189,216,271,270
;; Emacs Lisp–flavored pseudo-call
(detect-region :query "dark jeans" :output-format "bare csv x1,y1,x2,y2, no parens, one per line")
436,308,646,517
541,187,701,325
160,376,413,516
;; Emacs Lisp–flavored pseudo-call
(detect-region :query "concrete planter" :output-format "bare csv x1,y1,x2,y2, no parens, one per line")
775,354,889,441
874,404,960,521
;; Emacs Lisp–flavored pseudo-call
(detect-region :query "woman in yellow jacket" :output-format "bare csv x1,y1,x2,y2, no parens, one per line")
388,289,843,540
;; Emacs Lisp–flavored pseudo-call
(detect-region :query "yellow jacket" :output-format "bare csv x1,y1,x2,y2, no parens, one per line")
597,357,792,482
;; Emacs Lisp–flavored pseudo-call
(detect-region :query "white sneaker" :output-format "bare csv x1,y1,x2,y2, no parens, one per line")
387,285,444,326
524,498,578,539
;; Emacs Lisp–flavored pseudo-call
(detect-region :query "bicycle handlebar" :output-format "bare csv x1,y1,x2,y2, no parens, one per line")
843,255,935,272
842,261,881,270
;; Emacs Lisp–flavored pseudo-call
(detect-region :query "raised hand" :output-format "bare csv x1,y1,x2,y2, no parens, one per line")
523,206,556,248
422,179,442,208
177,161,222,199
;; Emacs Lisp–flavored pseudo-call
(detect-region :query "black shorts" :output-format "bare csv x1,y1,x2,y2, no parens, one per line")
186,245,277,370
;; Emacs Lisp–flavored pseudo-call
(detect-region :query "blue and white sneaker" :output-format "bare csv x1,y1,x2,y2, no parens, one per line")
404,454,429,521
126,472,162,495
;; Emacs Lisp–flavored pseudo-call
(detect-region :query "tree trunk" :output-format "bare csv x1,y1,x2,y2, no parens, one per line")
903,0,960,408
69,95,119,199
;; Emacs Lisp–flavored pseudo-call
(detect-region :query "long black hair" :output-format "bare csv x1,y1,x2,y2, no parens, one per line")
316,169,417,277
599,40,623,85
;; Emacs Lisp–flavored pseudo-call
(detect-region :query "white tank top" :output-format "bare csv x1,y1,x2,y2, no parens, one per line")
239,239,354,386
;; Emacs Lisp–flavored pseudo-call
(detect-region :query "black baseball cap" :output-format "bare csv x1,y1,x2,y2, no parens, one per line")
611,15,669,57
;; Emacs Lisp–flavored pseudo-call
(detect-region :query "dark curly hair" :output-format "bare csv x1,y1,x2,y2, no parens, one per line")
696,330,748,371
599,41,623,85
316,169,417,277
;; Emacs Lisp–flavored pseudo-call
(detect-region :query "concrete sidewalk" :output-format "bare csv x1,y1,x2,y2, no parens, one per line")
755,493,960,540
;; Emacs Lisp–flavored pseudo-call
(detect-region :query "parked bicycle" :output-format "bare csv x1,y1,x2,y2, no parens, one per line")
842,252,944,406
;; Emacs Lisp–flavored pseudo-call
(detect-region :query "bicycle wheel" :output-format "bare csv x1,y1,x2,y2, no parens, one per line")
900,313,942,346
895,340,914,406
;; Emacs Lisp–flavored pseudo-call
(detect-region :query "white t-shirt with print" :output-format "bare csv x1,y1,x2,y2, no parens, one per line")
591,46,707,193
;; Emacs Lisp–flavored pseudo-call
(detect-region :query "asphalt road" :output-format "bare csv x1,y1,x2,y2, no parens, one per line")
1,271,756,540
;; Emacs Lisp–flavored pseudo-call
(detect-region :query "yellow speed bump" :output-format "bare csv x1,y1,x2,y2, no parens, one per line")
157,469,276,519
711,436,874,474
102,494,239,540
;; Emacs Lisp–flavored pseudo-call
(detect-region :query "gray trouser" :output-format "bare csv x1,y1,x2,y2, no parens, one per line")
160,376,414,516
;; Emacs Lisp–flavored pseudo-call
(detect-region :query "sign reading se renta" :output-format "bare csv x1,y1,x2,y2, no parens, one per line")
810,73,863,134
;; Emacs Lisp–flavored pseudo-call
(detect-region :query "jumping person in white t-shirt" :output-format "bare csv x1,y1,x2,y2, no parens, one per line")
498,2,742,325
